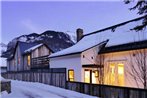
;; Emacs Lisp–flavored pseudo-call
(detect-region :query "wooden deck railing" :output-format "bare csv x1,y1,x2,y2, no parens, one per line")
31,55,49,69
66,81,147,98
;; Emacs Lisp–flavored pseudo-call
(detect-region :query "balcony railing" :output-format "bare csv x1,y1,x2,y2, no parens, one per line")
31,55,49,69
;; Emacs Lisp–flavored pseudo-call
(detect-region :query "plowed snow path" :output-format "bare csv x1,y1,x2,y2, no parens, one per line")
1,80,97,98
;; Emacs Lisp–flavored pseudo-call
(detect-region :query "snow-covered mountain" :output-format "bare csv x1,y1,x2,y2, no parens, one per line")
2,30,75,58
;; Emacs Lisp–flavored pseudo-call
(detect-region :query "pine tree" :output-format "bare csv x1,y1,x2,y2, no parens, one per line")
125,0,147,31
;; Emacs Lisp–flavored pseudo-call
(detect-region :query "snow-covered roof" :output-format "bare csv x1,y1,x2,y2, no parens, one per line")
24,44,43,53
49,16,147,58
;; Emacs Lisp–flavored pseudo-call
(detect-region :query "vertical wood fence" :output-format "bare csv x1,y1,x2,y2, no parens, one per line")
2,69,147,98
2,68,66,88
66,81,147,98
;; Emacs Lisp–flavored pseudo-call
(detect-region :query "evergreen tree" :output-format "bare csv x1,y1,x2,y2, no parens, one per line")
125,0,147,31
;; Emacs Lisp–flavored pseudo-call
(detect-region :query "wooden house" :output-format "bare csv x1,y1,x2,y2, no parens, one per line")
6,42,53,71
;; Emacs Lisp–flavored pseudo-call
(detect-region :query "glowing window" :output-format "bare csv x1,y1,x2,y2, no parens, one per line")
118,64,124,74
84,70,90,83
110,64,115,85
118,63,124,86
68,70,74,81
27,55,31,66
95,70,99,77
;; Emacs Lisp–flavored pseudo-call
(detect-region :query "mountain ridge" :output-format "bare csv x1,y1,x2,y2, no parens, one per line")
2,30,75,58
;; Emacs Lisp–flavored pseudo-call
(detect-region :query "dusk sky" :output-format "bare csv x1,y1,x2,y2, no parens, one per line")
1,1,139,44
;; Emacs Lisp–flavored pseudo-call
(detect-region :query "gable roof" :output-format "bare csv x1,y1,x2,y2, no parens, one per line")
23,43,54,54
19,42,39,54
24,44,43,53
49,15,147,58
49,40,108,58
7,41,39,60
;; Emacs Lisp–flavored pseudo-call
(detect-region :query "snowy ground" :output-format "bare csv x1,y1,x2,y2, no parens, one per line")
1,80,97,98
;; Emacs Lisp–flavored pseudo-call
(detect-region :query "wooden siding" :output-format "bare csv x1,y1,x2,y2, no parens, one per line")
7,44,51,71
31,45,50,58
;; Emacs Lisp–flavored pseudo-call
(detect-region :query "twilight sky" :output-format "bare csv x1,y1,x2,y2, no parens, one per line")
1,1,139,44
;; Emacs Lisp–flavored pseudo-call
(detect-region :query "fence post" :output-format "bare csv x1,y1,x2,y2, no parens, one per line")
124,88,130,98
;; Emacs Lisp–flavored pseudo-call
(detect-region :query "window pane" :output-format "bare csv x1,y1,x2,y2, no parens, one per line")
84,70,90,83
69,71,74,78
68,70,74,81
118,64,124,86
27,55,31,66
110,64,115,85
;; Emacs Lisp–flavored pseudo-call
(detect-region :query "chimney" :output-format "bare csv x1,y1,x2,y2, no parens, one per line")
76,28,83,42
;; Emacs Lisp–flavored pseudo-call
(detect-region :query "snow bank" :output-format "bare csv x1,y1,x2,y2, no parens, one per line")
1,80,97,98
0,75,5,81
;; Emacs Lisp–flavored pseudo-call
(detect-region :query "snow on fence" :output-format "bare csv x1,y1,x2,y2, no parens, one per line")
66,81,147,98
2,68,66,88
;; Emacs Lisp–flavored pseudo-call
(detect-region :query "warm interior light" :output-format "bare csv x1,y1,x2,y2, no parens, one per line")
68,70,74,81
84,70,90,83
27,55,31,66
110,64,115,85
92,72,96,83
118,64,124,74
118,63,124,86
95,70,99,77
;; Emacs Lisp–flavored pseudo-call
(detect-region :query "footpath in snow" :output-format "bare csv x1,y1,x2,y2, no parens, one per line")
1,80,98,98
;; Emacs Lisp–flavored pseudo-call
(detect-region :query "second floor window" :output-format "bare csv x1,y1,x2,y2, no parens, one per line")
27,55,31,66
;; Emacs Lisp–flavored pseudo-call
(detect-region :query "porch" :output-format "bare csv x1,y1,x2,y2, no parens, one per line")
31,55,49,69
81,63,125,86
82,64,104,84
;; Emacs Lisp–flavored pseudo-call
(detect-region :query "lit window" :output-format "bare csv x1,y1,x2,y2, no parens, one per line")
84,70,90,83
94,70,99,77
105,63,125,86
118,64,124,74
118,63,124,86
110,63,115,85
68,69,74,81
27,55,31,66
